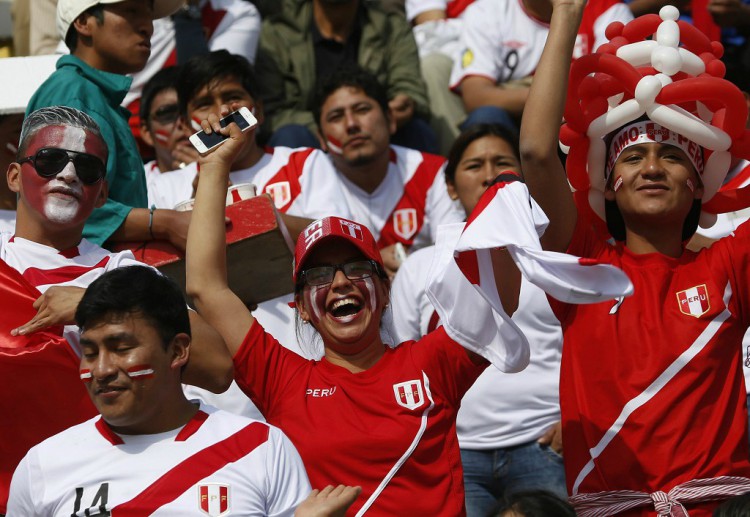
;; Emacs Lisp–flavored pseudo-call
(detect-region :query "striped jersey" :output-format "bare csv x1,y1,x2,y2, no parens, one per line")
7,405,310,516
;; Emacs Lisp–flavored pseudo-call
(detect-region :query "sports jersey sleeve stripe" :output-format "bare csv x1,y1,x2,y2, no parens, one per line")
112,421,270,515
377,151,446,248
233,321,310,418
261,148,314,213
21,257,111,288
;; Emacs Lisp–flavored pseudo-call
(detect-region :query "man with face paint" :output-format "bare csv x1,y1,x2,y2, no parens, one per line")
5,106,232,390
513,0,750,513
313,67,464,276
7,265,311,516
149,51,350,240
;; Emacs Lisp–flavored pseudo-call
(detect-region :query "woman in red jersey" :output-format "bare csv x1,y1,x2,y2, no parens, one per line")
184,107,524,516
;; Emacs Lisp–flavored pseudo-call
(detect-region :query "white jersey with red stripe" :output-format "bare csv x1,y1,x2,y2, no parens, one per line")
391,245,562,449
0,234,142,352
122,0,261,111
449,0,632,91
549,219,750,509
7,405,310,517
147,147,351,220
334,145,464,250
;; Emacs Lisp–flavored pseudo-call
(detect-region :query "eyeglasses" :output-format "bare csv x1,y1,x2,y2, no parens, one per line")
18,148,106,185
300,259,380,287
150,103,180,125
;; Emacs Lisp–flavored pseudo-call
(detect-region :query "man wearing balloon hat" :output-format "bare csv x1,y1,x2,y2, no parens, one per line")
509,0,750,514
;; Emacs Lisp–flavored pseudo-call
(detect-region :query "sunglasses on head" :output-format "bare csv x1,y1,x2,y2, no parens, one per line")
18,148,106,185
150,103,180,125
299,259,380,287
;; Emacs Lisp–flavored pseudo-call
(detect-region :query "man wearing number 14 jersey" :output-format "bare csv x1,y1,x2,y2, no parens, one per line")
6,267,310,516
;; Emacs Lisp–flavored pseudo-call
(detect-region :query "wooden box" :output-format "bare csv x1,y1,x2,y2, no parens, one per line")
111,196,295,305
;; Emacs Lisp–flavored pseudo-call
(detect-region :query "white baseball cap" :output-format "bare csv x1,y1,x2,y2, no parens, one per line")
57,0,185,41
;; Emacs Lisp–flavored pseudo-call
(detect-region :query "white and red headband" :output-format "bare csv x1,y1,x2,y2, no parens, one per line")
606,121,704,178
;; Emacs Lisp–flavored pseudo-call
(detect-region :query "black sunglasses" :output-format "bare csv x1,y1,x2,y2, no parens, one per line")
300,259,380,287
150,103,180,125
18,148,106,185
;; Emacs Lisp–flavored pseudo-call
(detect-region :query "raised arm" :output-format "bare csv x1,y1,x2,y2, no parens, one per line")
185,107,255,356
519,0,584,252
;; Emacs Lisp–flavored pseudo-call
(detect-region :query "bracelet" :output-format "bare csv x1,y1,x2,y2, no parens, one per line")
148,206,156,240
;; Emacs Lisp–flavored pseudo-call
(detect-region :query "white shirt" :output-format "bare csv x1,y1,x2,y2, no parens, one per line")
147,147,351,220
391,245,563,448
0,234,142,353
7,404,310,516
123,0,262,110
333,145,464,251
449,0,632,91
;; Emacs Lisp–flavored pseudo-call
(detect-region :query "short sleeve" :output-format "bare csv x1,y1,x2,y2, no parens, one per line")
233,322,310,418
265,427,311,517
449,0,500,91
7,449,42,516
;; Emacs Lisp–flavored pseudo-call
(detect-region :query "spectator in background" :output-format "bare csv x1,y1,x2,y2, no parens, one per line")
406,0,476,155
7,265,310,517
11,0,60,56
139,66,199,178
313,67,464,276
489,490,577,517
27,0,200,251
449,0,632,131
122,0,261,151
390,124,566,517
255,0,436,153
0,113,24,232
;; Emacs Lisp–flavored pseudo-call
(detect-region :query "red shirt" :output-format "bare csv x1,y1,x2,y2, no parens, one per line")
233,323,487,516
549,221,750,515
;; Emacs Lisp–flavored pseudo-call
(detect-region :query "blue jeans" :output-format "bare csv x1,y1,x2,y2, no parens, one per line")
461,442,567,517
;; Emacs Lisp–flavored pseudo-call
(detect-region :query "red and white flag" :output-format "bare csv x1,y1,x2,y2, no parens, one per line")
426,175,633,370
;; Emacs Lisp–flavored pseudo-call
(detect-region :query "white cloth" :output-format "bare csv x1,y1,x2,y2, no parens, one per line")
7,404,310,516
449,0,632,91
0,234,142,353
391,245,562,448
122,0,261,110
425,178,633,370
333,145,464,250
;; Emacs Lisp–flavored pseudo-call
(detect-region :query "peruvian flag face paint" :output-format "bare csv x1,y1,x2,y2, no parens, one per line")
325,134,344,155
80,369,93,382
154,129,170,144
126,364,155,380
686,178,695,192
613,176,623,192
191,117,203,132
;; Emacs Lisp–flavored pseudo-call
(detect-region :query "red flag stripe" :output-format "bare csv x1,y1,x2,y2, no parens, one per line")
21,257,111,287
377,151,446,248
112,422,269,515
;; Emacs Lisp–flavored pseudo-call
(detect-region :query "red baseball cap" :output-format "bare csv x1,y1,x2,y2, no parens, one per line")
293,217,383,284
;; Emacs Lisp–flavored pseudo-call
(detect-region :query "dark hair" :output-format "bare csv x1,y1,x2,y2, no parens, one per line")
140,66,181,126
75,266,191,348
445,123,520,184
313,66,389,127
176,50,259,118
64,4,105,52
713,492,750,516
488,490,576,517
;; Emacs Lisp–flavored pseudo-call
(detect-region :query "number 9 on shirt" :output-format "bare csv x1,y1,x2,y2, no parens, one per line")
189,107,257,155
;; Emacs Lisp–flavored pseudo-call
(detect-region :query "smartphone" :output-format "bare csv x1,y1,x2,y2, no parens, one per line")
189,107,258,155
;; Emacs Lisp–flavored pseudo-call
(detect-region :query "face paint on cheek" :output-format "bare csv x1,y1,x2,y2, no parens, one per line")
126,364,155,380
191,118,203,132
304,284,328,323
325,134,344,155
686,178,695,192
154,129,170,144
358,276,378,311
613,176,623,192
80,369,92,382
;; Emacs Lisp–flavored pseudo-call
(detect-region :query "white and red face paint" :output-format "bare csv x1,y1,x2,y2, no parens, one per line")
613,176,623,192
80,369,92,383
126,364,155,380
303,274,381,325
325,134,344,155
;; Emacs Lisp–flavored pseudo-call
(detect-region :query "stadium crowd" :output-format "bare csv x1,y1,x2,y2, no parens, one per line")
4,0,750,515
